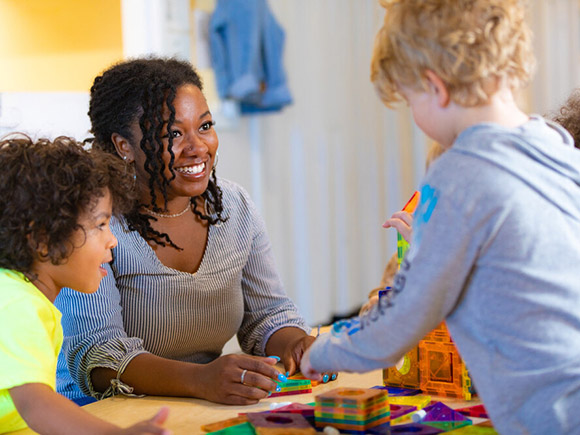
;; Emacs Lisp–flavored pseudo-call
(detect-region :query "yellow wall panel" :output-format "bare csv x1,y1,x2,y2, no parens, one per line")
0,0,123,91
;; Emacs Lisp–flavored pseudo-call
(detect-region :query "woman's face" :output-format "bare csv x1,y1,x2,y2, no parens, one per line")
130,84,219,202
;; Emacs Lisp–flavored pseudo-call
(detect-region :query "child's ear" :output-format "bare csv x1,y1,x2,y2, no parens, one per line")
111,133,135,163
37,243,49,259
425,70,450,108
27,234,49,261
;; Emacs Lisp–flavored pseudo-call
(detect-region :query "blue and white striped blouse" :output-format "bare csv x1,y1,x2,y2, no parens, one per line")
55,178,309,400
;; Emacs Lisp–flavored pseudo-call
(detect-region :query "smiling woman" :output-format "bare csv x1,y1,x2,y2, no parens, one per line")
54,57,330,407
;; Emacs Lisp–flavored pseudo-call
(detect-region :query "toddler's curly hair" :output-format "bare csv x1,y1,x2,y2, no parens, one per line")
0,134,135,274
371,0,535,107
552,89,580,149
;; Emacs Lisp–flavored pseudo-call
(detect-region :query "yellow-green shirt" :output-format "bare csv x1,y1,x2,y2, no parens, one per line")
0,269,63,432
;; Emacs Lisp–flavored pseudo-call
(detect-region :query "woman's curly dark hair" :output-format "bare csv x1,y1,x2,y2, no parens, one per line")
88,57,227,249
0,134,135,274
553,88,580,149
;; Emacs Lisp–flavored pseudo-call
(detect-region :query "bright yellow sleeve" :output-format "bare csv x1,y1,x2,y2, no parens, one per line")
0,296,62,391
0,271,63,432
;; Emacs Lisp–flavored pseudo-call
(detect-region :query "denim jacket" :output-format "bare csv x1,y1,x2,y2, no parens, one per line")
209,0,292,113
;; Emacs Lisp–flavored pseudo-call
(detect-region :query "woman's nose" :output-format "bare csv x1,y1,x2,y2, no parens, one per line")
182,134,208,155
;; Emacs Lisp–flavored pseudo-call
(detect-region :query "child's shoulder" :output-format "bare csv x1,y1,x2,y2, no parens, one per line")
0,269,45,309
423,115,580,214
437,116,573,174
0,269,32,290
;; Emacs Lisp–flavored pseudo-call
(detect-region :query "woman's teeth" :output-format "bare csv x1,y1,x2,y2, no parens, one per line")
176,163,205,175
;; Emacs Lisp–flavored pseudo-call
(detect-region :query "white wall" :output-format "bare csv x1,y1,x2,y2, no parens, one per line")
0,92,90,139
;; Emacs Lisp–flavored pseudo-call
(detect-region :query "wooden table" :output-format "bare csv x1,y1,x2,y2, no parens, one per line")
12,369,481,434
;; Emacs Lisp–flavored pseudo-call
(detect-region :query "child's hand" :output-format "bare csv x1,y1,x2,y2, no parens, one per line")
118,406,171,434
280,334,316,377
359,289,380,316
383,210,413,242
283,335,338,384
10,383,171,435
299,347,323,382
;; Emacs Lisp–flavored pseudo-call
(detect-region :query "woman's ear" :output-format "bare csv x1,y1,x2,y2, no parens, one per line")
111,133,135,163
425,70,450,108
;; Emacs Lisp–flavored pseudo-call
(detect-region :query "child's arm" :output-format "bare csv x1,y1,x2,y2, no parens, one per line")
302,188,480,375
9,383,169,435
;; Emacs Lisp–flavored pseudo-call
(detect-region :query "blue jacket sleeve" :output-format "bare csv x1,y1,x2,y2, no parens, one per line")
209,0,262,100
209,0,292,112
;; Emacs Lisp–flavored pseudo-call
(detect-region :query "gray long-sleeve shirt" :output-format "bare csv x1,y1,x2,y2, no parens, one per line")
309,116,580,434
55,178,309,400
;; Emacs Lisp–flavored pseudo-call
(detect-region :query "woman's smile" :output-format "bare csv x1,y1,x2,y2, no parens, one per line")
174,161,207,178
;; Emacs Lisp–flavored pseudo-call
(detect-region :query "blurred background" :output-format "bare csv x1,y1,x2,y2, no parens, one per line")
0,0,578,326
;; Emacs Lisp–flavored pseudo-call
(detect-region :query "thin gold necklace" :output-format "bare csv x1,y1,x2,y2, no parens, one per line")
143,201,191,218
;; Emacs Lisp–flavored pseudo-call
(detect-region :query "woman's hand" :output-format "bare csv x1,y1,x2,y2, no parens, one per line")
195,354,281,405
383,210,413,242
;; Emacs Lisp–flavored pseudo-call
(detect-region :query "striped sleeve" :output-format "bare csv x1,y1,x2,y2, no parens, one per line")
56,178,310,400
236,188,310,355
56,264,148,398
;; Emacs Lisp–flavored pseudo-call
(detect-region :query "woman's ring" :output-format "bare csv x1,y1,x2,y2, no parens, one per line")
241,369,248,385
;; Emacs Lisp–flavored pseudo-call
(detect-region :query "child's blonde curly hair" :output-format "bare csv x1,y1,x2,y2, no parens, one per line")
370,0,536,107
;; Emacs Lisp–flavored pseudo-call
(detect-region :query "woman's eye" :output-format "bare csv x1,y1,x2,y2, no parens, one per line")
169,130,182,138
200,121,215,131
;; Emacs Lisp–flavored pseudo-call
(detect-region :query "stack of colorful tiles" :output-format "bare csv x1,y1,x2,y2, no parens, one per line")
289,373,320,387
269,376,312,398
314,388,390,433
383,322,473,400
